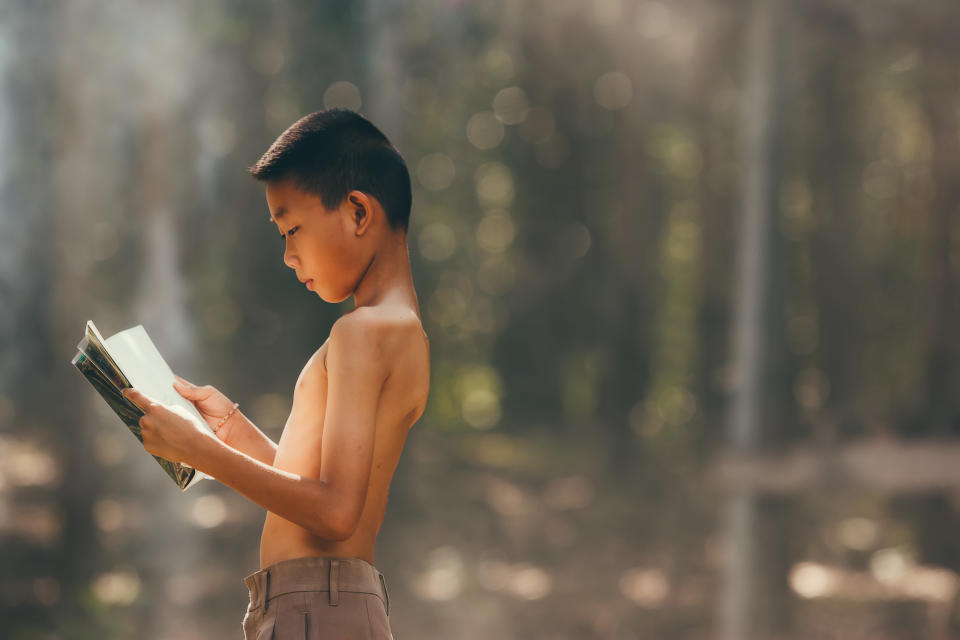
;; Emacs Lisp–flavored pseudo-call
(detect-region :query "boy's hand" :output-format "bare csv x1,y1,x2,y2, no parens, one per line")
121,387,215,466
171,374,237,443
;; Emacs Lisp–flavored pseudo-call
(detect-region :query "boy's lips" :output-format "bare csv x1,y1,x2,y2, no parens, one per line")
297,275,314,290
305,279,314,290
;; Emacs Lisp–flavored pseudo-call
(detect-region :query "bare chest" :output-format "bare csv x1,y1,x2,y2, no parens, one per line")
272,339,330,474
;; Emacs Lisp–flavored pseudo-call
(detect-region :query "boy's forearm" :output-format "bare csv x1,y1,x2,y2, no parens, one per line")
220,411,278,466
191,435,349,540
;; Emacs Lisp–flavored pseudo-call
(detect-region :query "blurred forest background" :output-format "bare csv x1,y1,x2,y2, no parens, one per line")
2,0,959,638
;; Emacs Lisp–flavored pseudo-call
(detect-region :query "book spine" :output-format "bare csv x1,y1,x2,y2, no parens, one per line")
77,334,130,389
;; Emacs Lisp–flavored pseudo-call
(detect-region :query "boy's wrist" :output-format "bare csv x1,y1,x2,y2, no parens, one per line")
214,407,243,446
188,428,225,472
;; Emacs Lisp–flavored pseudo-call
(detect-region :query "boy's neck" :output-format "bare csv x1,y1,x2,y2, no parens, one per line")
351,232,420,315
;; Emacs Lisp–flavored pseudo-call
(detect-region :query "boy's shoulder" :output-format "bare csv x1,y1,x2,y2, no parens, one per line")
322,304,430,420
331,304,427,344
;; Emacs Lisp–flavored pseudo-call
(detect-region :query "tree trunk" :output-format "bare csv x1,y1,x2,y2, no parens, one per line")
51,0,102,625
721,0,787,638
917,50,960,436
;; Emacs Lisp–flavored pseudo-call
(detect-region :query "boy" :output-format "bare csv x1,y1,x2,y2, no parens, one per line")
121,108,430,639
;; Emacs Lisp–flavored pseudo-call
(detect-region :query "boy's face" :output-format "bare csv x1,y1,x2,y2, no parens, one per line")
265,178,370,303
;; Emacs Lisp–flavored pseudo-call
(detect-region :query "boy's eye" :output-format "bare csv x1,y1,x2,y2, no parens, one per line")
281,226,299,240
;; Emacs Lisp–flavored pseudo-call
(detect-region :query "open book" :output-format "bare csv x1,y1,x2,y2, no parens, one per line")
70,320,212,490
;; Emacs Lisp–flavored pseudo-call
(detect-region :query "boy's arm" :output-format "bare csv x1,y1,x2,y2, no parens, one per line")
132,314,387,540
217,411,278,467
171,377,278,466
201,315,385,538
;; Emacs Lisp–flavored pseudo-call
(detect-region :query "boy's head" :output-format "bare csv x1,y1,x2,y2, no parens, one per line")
250,109,412,302
250,108,411,233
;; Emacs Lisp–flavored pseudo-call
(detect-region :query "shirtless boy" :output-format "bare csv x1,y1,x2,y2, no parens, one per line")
121,108,430,639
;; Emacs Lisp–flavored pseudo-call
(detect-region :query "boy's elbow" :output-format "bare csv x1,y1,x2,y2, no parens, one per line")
302,509,347,541
307,491,360,541
336,517,360,542
332,506,362,541
312,512,357,542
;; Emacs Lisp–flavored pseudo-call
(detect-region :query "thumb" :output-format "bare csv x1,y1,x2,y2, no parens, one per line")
173,376,200,397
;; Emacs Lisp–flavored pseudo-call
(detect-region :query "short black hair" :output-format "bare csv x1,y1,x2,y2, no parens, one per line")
250,108,412,233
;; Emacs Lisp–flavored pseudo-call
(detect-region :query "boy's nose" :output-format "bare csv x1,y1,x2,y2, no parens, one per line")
283,245,298,269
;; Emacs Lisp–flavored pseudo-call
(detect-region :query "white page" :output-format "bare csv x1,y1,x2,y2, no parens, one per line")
103,324,213,486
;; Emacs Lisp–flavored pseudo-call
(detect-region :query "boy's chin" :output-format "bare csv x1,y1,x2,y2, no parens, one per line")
316,288,351,304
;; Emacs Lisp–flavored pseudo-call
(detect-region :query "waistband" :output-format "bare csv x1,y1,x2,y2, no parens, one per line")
243,556,390,615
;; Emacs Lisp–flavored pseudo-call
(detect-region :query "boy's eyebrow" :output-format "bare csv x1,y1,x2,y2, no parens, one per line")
268,206,287,224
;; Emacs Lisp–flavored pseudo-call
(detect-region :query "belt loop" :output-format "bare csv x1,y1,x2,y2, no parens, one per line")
379,572,390,616
328,559,340,606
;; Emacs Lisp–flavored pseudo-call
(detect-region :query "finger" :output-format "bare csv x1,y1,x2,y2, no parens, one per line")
122,387,156,410
173,380,203,400
173,375,202,395
173,381,193,396
174,382,214,403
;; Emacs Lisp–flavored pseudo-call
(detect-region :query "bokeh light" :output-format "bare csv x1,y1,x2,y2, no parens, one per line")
323,80,362,110
417,152,456,191
466,111,505,150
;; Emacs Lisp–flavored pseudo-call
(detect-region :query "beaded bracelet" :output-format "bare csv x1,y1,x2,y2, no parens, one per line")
214,402,240,434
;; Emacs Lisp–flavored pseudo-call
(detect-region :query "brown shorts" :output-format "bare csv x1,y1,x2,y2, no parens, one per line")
242,556,393,640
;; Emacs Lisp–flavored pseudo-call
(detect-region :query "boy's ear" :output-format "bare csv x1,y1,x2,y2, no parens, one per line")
347,191,371,232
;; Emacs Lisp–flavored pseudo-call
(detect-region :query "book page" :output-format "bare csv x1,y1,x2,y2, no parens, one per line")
103,325,212,435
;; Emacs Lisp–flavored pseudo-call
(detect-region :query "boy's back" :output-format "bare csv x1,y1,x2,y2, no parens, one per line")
263,302,430,567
